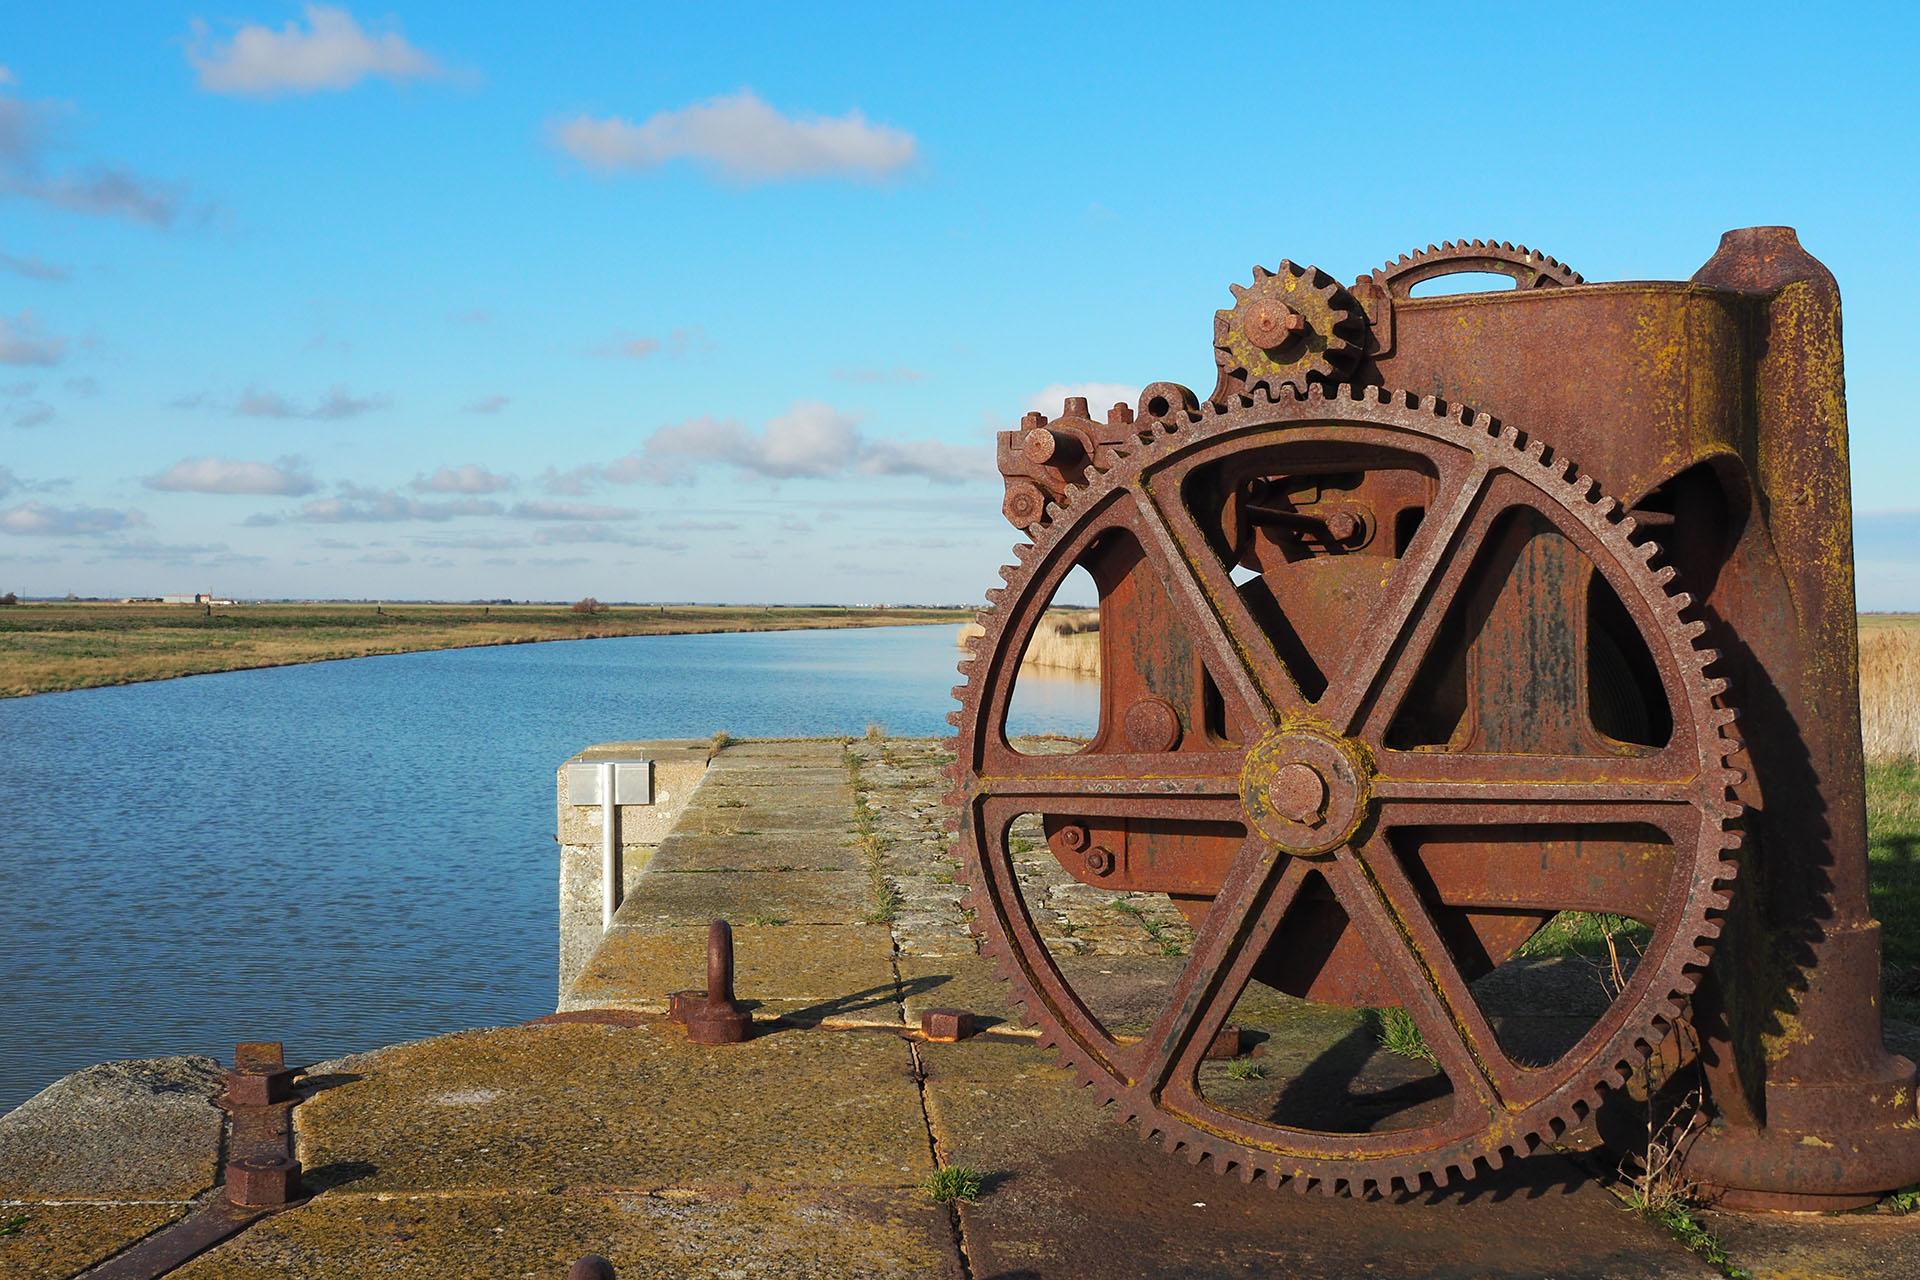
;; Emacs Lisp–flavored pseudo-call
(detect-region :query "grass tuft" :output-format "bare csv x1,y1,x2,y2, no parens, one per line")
1225,1058,1266,1081
0,1214,27,1237
922,1166,985,1204
1367,1007,1440,1069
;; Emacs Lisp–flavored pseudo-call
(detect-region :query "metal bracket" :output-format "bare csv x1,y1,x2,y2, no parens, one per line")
567,758,654,928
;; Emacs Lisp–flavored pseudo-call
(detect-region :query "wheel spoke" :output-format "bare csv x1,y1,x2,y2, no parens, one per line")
1320,460,1492,734
1372,748,1703,806
1133,839,1310,1095
1325,839,1522,1114
1127,480,1304,723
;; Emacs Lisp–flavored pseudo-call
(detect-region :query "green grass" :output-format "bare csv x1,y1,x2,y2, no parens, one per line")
1367,1007,1440,1069
1225,1058,1266,1081
921,1166,985,1204
1106,898,1187,957
845,746,900,925
1514,911,1649,961
0,1213,27,1237
0,602,972,698
1628,1195,1747,1278
1889,1183,1920,1214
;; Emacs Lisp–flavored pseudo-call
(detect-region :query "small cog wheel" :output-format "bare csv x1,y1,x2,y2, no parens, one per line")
1212,262,1365,401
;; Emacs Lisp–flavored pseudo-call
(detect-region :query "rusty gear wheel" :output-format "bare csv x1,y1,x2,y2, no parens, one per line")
1367,240,1584,297
947,383,1742,1195
1212,262,1364,401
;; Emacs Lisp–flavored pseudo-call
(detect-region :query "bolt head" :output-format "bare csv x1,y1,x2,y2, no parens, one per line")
1083,846,1116,877
1268,763,1328,825
1055,823,1089,853
226,1065,294,1107
1324,511,1360,542
1244,301,1307,350
226,1154,300,1206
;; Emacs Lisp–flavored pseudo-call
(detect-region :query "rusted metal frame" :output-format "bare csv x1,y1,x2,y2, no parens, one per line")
971,486,1133,774
966,795,1135,1077
975,770,1243,800
1330,838,1518,1112
1133,844,1308,1096
1319,456,1492,734
1347,473,1526,746
1371,756,1697,793
1124,479,1303,725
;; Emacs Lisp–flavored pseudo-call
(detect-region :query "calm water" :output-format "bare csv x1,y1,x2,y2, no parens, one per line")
0,624,1095,1113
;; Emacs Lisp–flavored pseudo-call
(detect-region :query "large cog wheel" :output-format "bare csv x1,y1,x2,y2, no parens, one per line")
947,383,1742,1196
1212,261,1364,401
1367,239,1584,297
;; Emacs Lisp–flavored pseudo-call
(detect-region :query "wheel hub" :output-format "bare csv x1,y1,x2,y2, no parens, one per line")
1239,727,1370,853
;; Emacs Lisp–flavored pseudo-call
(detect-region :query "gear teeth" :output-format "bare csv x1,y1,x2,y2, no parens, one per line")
950,375,1740,1199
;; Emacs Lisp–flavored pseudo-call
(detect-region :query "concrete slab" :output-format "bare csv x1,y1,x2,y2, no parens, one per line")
1699,1207,1920,1279
646,833,857,873
296,1023,935,1195
169,1189,963,1280
562,923,901,1023
919,1038,1713,1280
0,1203,187,1280
612,868,873,926
897,953,1023,1032
0,1056,224,1200
702,767,851,789
674,800,855,835
711,740,848,761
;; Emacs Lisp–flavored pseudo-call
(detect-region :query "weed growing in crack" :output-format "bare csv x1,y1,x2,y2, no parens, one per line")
1225,1058,1266,1081
922,1166,985,1203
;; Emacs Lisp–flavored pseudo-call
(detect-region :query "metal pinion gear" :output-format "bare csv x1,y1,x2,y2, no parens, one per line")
1367,239,1584,295
945,383,1742,1196
1212,261,1365,400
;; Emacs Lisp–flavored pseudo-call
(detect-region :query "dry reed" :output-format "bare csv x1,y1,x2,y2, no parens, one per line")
1861,625,1920,762
958,610,1100,677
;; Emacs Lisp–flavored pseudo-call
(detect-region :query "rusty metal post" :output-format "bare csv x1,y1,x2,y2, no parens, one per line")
676,919,750,1045
1665,228,1920,1208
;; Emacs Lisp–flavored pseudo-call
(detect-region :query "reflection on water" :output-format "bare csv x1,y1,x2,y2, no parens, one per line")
0,624,1095,1112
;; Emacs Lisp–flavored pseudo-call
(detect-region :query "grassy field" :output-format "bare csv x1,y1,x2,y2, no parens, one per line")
0,601,970,699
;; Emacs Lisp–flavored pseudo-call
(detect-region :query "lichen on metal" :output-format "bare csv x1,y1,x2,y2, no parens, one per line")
950,227,1920,1206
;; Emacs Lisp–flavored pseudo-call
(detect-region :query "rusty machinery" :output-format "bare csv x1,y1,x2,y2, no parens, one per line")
948,228,1920,1207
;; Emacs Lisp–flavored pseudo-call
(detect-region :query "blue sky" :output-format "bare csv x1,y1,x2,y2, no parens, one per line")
2,2,1917,605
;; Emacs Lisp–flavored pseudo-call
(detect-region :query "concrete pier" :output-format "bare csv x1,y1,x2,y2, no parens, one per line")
6,737,1919,1278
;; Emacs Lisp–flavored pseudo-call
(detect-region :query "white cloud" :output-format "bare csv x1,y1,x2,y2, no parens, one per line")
1022,382,1142,418
0,311,65,365
145,456,316,495
624,400,993,484
188,5,449,97
234,384,389,420
293,490,501,523
411,463,510,494
530,524,681,549
540,465,597,496
0,78,185,226
8,400,53,427
463,393,509,414
0,251,68,282
549,89,916,183
0,501,145,535
592,326,710,361
509,500,641,522
358,549,411,564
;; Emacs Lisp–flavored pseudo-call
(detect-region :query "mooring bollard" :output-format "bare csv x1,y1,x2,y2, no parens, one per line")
668,919,751,1045
567,1255,616,1280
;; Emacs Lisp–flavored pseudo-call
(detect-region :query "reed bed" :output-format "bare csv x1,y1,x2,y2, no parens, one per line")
959,610,1100,677
1862,623,1920,762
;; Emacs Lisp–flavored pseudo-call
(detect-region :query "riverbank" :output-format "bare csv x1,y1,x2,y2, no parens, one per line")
0,602,972,699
